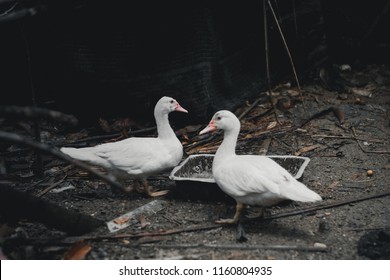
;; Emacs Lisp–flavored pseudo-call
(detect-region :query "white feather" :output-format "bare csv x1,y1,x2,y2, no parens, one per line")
205,110,322,208
61,96,186,181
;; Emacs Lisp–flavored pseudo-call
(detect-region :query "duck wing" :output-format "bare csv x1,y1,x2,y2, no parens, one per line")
93,137,174,176
214,155,321,202
62,137,173,176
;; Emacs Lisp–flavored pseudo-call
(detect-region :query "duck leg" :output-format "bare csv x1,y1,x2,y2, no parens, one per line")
215,202,244,224
133,180,144,193
140,179,169,197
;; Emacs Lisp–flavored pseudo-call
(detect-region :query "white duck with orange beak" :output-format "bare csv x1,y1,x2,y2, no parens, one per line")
200,110,322,224
61,96,188,197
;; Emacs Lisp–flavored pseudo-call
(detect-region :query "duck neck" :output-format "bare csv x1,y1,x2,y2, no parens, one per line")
215,127,239,160
155,111,176,140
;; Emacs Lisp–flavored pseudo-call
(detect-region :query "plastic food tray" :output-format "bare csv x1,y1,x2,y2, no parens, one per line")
169,154,310,201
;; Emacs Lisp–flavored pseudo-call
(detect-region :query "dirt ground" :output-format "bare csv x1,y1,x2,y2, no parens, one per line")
1,64,389,260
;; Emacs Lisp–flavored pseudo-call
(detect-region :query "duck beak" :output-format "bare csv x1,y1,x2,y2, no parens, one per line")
175,102,188,113
199,120,216,135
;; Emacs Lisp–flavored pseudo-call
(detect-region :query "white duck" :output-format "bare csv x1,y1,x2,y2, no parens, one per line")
199,110,322,224
61,96,188,197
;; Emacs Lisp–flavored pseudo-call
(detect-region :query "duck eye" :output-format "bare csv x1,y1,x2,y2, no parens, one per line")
170,100,174,104
216,116,221,120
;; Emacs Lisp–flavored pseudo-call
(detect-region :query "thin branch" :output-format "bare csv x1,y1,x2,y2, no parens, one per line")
138,243,327,252
351,127,390,154
263,190,390,221
0,1,17,17
62,224,224,243
0,131,127,192
311,134,385,143
36,174,68,197
238,83,291,120
263,0,272,92
267,0,307,114
184,132,221,153
263,0,281,124
0,105,78,125
238,96,268,120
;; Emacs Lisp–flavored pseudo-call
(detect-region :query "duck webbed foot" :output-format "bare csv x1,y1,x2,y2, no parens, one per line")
215,202,244,224
141,179,169,197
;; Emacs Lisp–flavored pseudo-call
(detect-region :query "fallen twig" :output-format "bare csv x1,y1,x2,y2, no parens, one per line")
37,174,68,197
63,224,224,244
311,134,385,143
263,0,281,125
137,243,327,252
238,97,270,121
263,190,390,221
184,133,221,154
0,106,78,126
267,0,306,114
351,127,390,154
0,131,126,192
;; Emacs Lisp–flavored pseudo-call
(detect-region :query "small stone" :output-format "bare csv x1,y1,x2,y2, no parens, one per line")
367,170,374,177
338,93,348,100
313,242,327,249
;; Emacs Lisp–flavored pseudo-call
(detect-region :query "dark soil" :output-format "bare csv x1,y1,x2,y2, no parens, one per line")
1,64,389,260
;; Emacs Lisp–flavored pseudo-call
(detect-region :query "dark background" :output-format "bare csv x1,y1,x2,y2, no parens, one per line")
1,0,389,125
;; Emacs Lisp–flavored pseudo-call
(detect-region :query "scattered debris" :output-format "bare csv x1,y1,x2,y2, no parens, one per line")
107,200,167,232
1,64,390,260
350,85,376,98
138,243,328,252
294,144,322,156
267,121,278,130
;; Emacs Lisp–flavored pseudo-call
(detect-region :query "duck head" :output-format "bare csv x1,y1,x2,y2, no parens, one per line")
155,96,188,115
199,110,240,135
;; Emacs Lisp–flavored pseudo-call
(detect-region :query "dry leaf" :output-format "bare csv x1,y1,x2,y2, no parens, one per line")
63,241,92,260
267,121,277,130
138,215,151,229
294,144,321,156
113,216,130,225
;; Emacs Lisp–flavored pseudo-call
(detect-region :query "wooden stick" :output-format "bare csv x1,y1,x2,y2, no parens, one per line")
311,134,385,143
267,0,307,114
0,131,126,192
36,174,68,197
0,105,78,125
38,224,224,245
238,97,268,120
263,190,390,221
351,127,390,154
262,0,281,125
137,243,327,252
